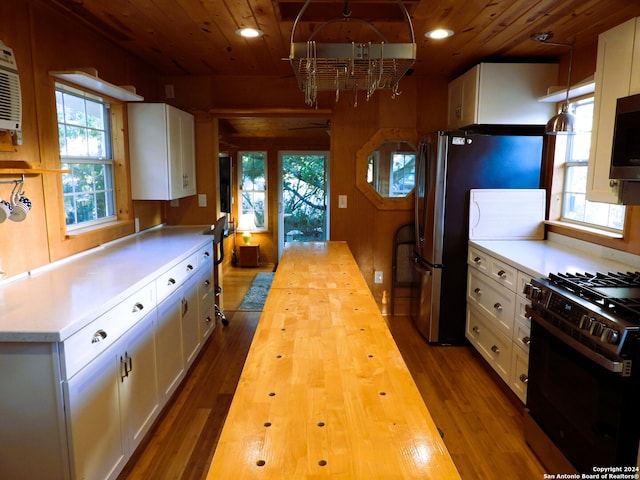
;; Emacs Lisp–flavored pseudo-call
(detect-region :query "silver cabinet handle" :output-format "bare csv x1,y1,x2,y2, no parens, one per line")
91,329,107,344
132,302,144,313
491,345,500,354
120,355,128,382
493,302,503,311
474,287,482,295
521,336,531,346
473,256,481,264
168,277,176,286
497,270,507,278
519,373,528,384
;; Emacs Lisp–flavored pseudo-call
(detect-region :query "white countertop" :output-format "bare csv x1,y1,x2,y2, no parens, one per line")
471,233,640,279
0,226,213,343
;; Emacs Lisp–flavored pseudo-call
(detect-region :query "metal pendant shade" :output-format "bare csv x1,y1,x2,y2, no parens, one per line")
546,102,576,135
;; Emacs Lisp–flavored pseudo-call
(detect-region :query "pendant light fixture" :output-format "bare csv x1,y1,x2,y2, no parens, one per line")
531,32,576,135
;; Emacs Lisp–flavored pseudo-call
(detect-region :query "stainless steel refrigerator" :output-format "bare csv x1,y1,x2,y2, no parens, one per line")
412,126,546,345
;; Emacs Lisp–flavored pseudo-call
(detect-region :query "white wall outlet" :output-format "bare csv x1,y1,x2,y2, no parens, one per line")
198,194,207,207
338,195,347,208
374,271,383,284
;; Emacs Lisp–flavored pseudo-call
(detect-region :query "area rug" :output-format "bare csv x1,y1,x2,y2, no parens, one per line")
238,272,275,311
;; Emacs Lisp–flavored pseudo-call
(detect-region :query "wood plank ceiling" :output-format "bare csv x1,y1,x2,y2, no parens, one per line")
46,0,640,140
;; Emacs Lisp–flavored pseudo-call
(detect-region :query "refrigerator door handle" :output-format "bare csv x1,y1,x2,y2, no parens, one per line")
414,141,427,249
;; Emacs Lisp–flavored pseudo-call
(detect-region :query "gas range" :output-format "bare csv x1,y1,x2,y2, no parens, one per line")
523,271,640,473
524,271,640,377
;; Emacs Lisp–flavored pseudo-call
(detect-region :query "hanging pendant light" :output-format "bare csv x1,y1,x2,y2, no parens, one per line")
531,32,576,135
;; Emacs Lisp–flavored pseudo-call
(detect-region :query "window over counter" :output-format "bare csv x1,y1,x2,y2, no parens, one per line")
55,83,116,231
238,151,267,230
554,96,626,233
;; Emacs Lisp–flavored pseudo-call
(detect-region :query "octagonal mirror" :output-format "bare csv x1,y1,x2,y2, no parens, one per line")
356,128,419,210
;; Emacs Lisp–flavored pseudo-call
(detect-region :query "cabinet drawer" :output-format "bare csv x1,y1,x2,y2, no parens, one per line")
198,242,214,270
198,263,214,301
61,282,156,379
466,307,512,382
513,317,531,354
510,347,529,404
468,247,517,292
156,251,199,302
516,270,537,297
467,268,515,337
515,293,531,326
200,292,216,340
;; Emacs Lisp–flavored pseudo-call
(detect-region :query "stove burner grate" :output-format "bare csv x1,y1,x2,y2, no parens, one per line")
549,271,640,323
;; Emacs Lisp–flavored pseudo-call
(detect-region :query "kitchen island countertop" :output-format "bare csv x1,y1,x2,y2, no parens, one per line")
0,225,212,342
206,241,461,479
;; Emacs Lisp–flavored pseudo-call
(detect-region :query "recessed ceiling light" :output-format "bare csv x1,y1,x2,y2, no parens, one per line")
236,28,263,38
425,29,454,39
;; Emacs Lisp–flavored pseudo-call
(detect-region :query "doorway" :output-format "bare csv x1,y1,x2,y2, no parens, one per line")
278,151,330,259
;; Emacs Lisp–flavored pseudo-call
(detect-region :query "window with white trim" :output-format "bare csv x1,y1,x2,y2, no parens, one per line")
238,151,267,229
556,96,625,232
56,83,116,231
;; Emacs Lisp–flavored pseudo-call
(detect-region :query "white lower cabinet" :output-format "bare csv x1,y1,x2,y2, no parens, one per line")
0,237,217,480
65,310,159,480
467,243,535,403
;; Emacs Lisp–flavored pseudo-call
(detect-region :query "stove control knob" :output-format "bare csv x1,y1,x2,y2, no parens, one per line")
579,314,592,330
589,321,605,337
601,327,620,344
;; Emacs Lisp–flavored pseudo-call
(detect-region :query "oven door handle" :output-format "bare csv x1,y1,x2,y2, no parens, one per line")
527,308,627,376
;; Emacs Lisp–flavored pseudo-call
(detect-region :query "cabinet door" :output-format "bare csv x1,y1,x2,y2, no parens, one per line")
182,274,201,367
587,18,638,203
167,106,196,198
122,311,160,452
510,346,529,403
460,65,479,127
156,285,185,400
179,109,196,197
64,344,127,480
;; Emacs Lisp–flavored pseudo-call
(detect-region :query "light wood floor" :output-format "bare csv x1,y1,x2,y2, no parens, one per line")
117,264,546,479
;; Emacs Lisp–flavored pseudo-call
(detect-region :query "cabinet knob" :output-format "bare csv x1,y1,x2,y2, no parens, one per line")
493,302,503,311
521,336,531,346
205,315,213,323
472,326,480,334
519,373,529,384
168,277,176,286
204,251,210,258
91,329,107,344
204,279,211,286
497,270,507,278
473,256,482,264
132,302,144,313
491,345,500,354
186,264,194,271
474,287,482,295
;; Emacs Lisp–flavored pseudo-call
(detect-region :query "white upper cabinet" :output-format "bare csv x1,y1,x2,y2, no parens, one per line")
447,63,558,129
586,18,640,204
128,103,196,200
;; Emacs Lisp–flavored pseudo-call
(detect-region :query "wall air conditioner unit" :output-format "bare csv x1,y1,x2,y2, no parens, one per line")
0,41,22,145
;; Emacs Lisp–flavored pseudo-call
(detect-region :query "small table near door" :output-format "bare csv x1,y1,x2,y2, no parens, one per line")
237,244,260,267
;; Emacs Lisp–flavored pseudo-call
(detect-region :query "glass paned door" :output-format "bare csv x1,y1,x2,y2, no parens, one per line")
278,152,329,259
